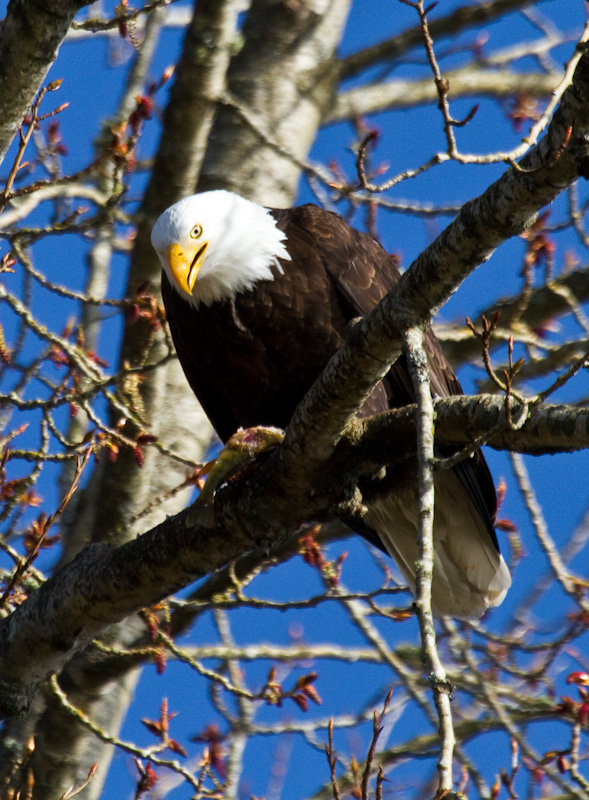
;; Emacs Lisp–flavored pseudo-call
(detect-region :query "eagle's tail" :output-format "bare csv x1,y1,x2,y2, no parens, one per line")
364,470,511,619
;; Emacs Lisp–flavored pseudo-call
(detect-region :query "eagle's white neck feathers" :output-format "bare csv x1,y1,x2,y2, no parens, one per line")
151,190,290,307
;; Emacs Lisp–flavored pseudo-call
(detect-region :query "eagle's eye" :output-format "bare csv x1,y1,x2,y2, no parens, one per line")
190,224,203,239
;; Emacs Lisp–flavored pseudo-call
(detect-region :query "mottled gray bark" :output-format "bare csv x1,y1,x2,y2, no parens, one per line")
0,0,92,163
198,0,352,206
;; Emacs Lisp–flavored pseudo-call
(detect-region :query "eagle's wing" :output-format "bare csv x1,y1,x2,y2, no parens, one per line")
278,204,496,527
274,205,509,617
278,206,469,404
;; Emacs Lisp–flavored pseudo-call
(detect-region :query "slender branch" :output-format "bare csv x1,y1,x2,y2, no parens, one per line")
510,453,583,604
329,66,559,124
338,0,543,79
48,676,203,791
405,327,455,795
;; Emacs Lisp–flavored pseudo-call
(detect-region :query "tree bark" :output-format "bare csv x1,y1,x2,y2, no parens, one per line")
1,1,353,797
198,0,352,206
0,0,93,163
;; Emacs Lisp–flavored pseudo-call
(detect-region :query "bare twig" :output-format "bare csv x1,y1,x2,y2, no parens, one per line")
405,326,455,795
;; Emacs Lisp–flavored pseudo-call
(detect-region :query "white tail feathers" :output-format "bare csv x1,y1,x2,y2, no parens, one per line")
365,471,511,619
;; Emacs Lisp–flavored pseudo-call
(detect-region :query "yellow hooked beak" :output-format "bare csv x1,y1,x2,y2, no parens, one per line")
166,240,208,296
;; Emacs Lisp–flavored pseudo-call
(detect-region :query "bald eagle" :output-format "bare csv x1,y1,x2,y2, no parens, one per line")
151,190,510,618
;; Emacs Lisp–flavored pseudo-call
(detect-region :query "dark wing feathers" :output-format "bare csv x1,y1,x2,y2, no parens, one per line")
280,205,466,403
275,205,497,539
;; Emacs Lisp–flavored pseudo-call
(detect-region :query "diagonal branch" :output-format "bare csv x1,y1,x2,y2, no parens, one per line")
268,39,589,487
0,391,588,720
359,397,589,459
329,66,559,124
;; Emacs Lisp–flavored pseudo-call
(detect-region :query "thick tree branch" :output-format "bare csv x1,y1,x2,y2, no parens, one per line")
359,397,589,460
267,39,589,491
1,393,587,720
0,0,92,163
0,500,255,719
328,66,559,123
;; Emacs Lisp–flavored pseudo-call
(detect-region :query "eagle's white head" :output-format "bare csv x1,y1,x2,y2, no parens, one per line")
151,190,291,307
